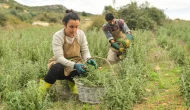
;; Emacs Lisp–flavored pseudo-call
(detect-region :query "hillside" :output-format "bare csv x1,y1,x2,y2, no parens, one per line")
0,0,94,28
0,0,67,13
27,5,67,13
0,0,68,28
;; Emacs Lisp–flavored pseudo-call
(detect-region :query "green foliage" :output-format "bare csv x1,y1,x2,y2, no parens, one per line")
181,66,190,108
148,72,159,81
15,5,24,11
102,30,151,109
74,65,113,87
9,9,17,16
88,15,105,31
8,8,33,21
81,11,87,16
118,1,166,30
0,13,189,109
38,15,48,21
147,7,166,25
29,12,38,17
0,1,66,27
102,5,117,17
118,2,139,30
156,20,190,108
17,12,33,21
169,46,187,65
0,0,14,4
35,13,62,23
86,29,108,65
0,12,8,26
0,44,4,58
5,81,52,110
48,17,58,23
156,33,174,50
7,15,22,25
27,5,66,13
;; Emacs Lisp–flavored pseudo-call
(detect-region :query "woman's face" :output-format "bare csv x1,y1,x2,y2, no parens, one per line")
64,20,80,37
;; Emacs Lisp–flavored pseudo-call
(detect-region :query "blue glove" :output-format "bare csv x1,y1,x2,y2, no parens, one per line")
74,64,86,74
87,59,98,69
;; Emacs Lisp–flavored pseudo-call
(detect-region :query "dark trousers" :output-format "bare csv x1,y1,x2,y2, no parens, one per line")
44,63,79,84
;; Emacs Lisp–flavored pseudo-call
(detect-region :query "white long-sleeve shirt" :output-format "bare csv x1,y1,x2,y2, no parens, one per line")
52,29,91,68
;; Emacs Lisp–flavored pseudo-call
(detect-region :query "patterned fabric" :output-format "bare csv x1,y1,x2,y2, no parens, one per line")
102,19,131,40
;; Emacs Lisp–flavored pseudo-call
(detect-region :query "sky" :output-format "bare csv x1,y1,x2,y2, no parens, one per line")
14,0,190,20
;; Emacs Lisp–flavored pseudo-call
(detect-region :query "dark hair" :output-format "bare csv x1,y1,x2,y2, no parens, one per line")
105,13,115,21
62,9,80,24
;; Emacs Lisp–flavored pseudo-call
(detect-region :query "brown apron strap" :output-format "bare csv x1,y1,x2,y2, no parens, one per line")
47,33,83,76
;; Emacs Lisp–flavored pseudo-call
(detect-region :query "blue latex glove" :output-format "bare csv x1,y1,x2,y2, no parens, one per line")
74,64,86,74
87,59,98,69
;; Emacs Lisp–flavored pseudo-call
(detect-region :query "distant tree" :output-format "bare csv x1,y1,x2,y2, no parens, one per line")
117,1,166,30
118,2,139,29
102,5,117,17
146,7,166,25
82,11,87,16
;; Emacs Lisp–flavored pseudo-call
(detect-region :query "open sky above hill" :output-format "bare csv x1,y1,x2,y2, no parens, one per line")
15,0,190,20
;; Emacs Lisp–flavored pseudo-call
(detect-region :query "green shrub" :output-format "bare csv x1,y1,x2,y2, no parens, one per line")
117,1,166,30
17,12,32,21
81,11,87,16
15,5,24,11
181,66,190,108
88,15,105,31
0,13,8,26
102,5,117,17
9,9,17,16
29,12,38,17
86,29,108,62
0,43,4,58
48,17,58,23
7,15,22,25
5,81,52,110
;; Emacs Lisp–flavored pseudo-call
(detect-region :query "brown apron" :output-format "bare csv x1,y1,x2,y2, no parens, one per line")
109,21,126,52
47,34,82,76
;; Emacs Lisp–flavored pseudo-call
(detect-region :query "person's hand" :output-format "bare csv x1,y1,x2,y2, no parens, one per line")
111,42,125,53
74,64,86,74
111,42,120,50
126,33,133,41
87,59,98,69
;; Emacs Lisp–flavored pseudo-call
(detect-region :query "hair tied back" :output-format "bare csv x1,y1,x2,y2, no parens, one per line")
66,9,73,13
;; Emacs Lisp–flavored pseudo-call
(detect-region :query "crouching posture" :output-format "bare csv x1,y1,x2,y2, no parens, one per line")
39,9,97,94
102,13,134,64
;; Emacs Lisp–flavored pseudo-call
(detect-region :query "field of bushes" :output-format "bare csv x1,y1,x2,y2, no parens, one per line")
0,19,190,110
0,0,190,110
